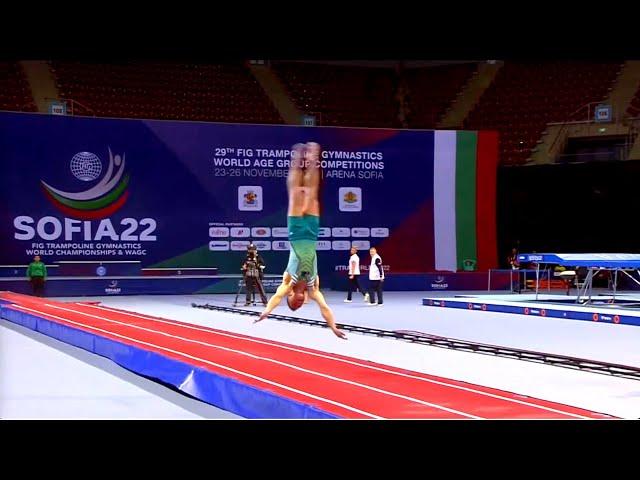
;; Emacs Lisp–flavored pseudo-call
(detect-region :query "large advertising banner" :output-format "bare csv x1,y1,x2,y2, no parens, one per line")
0,112,498,277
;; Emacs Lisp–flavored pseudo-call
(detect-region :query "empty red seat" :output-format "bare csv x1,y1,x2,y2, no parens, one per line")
50,61,284,124
272,61,397,128
465,62,622,165
0,62,37,112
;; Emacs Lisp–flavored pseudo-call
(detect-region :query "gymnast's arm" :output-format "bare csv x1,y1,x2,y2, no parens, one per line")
309,288,346,339
256,279,291,322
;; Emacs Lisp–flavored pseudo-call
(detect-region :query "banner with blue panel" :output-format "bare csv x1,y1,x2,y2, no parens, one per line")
0,112,497,278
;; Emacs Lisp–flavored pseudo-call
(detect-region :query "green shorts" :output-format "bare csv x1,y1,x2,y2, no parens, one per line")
287,214,319,242
286,215,319,286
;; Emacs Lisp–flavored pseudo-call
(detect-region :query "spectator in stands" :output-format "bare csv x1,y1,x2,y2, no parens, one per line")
26,255,47,297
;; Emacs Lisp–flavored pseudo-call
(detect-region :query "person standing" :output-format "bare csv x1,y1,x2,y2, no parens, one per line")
253,245,266,282
507,247,521,293
368,247,384,306
26,255,47,297
344,246,369,303
242,244,267,306
245,242,266,304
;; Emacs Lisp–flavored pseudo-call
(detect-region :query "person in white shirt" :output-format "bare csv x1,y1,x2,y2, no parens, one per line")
368,247,384,306
344,246,369,303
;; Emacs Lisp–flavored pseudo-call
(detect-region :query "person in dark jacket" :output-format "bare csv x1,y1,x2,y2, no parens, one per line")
368,247,385,306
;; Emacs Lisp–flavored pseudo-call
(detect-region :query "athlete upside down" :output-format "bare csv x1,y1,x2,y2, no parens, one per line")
256,142,346,339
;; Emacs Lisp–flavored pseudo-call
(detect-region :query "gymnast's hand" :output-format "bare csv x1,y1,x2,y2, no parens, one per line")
255,311,268,323
331,326,347,340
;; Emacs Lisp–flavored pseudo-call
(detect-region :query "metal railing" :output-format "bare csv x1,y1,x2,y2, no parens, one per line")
487,268,552,292
548,101,614,154
556,143,634,163
45,97,95,116
305,111,322,126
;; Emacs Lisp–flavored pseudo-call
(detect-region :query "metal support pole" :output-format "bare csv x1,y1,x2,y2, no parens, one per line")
233,278,244,306
580,269,594,304
577,270,586,304
620,269,640,288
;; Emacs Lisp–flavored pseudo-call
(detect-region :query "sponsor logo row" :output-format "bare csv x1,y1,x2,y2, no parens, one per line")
209,226,389,238
209,240,373,251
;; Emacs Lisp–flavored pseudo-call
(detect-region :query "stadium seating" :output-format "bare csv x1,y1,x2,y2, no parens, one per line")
0,62,37,112
272,62,397,128
464,62,622,165
404,63,477,128
43,60,627,166
51,62,283,124
626,82,640,117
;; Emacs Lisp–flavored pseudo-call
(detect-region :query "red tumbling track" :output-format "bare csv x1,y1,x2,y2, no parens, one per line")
0,292,615,419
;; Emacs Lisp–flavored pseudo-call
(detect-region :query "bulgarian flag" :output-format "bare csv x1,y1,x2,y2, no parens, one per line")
433,130,498,272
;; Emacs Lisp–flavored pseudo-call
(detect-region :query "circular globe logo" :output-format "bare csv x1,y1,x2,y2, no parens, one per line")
70,152,102,181
96,266,107,276
42,147,130,220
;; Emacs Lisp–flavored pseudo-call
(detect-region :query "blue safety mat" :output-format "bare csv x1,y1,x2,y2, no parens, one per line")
0,304,338,419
